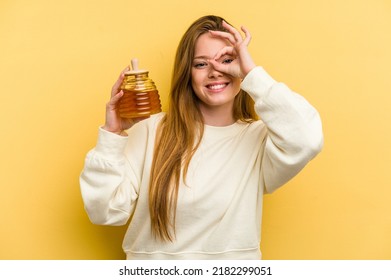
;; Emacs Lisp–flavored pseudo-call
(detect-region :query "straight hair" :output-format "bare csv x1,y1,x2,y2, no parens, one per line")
148,15,258,241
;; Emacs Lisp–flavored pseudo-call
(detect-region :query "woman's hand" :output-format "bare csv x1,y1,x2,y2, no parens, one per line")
208,21,256,79
102,67,146,135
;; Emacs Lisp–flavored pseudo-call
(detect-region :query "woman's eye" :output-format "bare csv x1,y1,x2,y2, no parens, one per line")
222,58,234,64
194,62,207,68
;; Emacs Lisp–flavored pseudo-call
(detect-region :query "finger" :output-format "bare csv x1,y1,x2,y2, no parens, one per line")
222,20,243,43
209,55,239,75
210,59,241,78
108,90,124,107
111,66,130,96
208,58,227,73
213,46,236,61
240,25,252,46
209,30,236,45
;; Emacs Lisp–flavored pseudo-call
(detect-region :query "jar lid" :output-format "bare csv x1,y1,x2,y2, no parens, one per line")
125,58,148,75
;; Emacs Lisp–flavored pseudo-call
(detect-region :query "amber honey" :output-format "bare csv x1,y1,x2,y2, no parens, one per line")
118,89,161,118
118,59,162,118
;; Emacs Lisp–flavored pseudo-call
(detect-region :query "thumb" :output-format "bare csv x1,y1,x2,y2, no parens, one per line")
209,59,242,78
208,59,229,74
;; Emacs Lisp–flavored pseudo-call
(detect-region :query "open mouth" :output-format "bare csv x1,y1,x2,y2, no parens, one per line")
206,83,229,90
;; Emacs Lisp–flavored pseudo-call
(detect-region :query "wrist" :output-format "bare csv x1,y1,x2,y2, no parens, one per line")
102,125,127,136
241,63,257,79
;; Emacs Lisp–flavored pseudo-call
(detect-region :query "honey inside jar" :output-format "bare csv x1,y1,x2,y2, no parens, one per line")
118,58,162,118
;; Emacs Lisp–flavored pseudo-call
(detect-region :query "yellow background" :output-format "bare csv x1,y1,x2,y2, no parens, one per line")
1,0,390,259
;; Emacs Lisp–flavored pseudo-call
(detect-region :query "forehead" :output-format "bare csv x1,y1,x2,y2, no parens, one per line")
193,33,231,58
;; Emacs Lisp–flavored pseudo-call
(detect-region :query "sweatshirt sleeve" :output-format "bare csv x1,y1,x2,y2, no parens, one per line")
79,127,139,225
241,66,324,193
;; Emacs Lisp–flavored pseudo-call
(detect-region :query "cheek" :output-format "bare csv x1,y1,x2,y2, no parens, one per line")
191,71,203,90
190,80,200,99
232,79,242,94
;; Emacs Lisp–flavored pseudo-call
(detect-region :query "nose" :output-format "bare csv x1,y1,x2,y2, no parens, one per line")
208,64,223,78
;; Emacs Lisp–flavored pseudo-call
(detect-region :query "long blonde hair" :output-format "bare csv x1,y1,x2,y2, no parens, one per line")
149,15,258,241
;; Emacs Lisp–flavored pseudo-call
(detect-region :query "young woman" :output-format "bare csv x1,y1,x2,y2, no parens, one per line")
80,15,323,259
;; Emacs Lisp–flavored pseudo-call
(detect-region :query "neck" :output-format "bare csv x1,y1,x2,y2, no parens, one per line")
200,104,235,127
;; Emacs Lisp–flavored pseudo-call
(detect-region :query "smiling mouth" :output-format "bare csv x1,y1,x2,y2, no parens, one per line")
206,83,229,90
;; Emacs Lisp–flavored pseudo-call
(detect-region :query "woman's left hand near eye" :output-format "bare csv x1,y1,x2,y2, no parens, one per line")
208,21,256,79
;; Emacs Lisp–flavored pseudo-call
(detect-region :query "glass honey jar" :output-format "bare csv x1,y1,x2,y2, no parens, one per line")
118,58,162,118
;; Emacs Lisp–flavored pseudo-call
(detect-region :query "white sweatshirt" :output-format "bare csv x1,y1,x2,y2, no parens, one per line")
80,67,323,259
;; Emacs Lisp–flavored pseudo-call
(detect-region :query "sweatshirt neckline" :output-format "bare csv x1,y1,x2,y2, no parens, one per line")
203,121,245,138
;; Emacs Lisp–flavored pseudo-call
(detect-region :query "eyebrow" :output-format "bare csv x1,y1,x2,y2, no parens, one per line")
193,55,211,60
193,54,233,60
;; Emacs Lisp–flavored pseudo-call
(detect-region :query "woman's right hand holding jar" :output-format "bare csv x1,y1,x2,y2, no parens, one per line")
102,66,146,136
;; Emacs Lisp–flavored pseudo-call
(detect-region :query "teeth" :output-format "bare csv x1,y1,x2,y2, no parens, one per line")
208,84,226,90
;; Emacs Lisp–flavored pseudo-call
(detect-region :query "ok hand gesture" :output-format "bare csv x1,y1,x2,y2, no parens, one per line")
209,21,256,79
